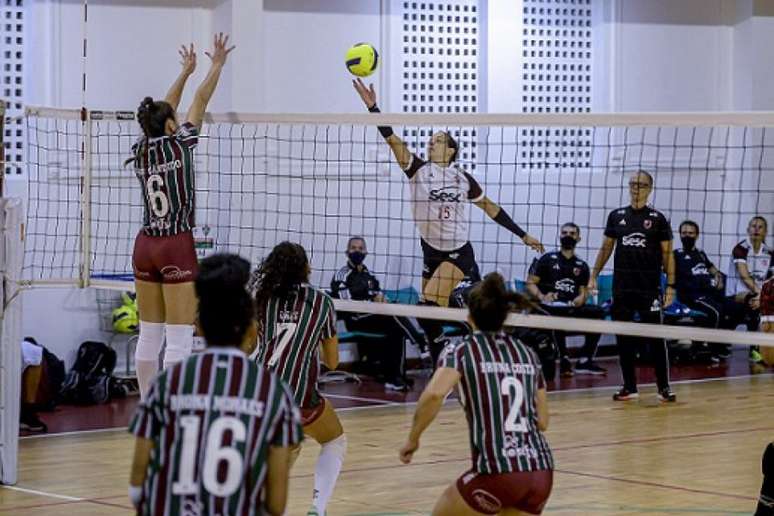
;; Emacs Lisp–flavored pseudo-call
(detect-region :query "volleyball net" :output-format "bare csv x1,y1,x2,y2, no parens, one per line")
18,107,774,349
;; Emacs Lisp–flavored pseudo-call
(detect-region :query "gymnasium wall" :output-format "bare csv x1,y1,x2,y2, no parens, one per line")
12,0,774,365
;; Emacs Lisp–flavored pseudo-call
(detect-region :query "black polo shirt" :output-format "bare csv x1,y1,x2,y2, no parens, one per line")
528,251,590,303
604,205,672,297
673,248,717,301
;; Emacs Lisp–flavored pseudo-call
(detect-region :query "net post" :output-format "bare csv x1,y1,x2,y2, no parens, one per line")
0,100,5,196
79,108,93,288
0,198,24,485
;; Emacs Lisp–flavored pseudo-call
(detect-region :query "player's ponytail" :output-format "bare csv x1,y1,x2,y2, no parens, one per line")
468,272,534,332
253,241,311,316
136,96,175,138
195,253,255,347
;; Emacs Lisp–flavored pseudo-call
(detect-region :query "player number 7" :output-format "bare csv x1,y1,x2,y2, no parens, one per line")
268,322,297,367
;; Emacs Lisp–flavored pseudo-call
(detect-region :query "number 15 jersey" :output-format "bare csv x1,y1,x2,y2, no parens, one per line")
132,122,199,237
440,332,553,474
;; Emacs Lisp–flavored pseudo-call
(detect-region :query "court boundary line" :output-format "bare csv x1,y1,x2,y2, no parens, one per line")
18,371,773,440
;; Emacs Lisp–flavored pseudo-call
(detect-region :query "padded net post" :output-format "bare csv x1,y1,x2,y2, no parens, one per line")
0,198,24,485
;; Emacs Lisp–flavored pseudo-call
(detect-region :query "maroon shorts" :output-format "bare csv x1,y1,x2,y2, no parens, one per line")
456,469,553,515
300,397,326,427
132,230,198,284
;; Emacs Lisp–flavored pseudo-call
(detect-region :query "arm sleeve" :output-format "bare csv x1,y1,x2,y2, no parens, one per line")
732,243,748,264
603,211,617,239
321,295,337,340
579,263,591,286
659,214,673,241
438,340,462,371
271,383,304,447
462,171,484,202
175,122,199,149
128,380,162,440
403,154,426,179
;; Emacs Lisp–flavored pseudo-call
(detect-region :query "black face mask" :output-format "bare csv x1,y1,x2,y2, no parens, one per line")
560,236,577,250
348,251,366,266
681,236,696,250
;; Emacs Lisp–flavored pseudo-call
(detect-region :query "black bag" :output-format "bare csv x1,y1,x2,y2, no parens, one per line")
60,341,118,405
21,337,66,411
510,327,557,381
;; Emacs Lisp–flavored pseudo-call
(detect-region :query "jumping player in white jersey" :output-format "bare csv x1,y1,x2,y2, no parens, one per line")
353,79,545,362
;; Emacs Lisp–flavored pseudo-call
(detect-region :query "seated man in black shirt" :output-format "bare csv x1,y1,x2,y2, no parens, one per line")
527,222,606,377
330,236,426,391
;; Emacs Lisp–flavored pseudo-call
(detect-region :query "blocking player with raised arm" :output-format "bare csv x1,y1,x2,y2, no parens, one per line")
252,242,345,516
401,273,553,516
128,34,235,400
353,78,545,363
588,170,676,402
128,253,301,516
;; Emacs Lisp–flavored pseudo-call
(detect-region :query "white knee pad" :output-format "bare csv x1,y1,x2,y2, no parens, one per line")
321,434,347,458
163,324,194,367
135,321,165,361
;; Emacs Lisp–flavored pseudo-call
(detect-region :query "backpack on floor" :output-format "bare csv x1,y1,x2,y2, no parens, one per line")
60,341,117,405
22,337,66,411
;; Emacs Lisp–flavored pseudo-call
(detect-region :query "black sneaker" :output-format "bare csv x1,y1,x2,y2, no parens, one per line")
612,388,639,401
657,388,677,403
19,411,47,433
575,360,607,375
559,357,574,378
385,377,410,392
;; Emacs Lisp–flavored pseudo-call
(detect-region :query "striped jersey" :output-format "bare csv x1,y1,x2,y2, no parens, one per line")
129,347,303,516
440,332,553,474
132,122,199,236
253,285,336,409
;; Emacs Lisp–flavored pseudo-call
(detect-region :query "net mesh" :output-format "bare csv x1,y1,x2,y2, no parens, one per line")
24,109,774,298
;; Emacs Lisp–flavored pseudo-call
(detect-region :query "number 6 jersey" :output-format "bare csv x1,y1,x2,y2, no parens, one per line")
132,122,199,237
129,347,303,516
440,332,553,474
253,285,337,410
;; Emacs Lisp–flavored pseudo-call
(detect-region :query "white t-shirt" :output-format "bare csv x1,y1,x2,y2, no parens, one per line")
404,155,484,251
727,239,773,295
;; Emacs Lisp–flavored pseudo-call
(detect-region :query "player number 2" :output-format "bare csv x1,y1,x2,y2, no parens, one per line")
172,415,246,497
146,175,170,218
501,377,527,433
268,322,298,367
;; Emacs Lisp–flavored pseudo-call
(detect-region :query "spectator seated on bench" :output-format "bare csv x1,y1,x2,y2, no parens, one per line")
330,236,427,391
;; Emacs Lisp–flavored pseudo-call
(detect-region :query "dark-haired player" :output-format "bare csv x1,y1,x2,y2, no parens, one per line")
128,34,235,401
129,253,301,516
353,78,544,364
527,222,606,377
589,170,676,402
400,272,553,515
252,242,345,516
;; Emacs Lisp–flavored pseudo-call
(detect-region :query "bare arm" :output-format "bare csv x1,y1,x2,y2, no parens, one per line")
129,437,153,487
384,134,414,171
536,388,549,431
474,197,545,253
661,240,676,305
264,445,292,516
591,237,615,282
321,336,339,370
736,262,760,294
526,274,544,301
573,285,589,307
399,367,460,464
186,33,235,129
164,44,196,111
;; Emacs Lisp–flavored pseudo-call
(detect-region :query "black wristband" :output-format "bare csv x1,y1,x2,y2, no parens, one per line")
493,209,526,239
367,104,394,138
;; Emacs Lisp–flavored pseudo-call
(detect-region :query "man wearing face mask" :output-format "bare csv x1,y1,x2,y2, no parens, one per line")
527,223,607,377
330,236,427,391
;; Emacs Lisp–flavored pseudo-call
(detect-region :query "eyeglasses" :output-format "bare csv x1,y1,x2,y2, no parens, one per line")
629,181,651,188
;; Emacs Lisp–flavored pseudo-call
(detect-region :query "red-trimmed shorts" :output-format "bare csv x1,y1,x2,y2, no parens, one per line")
132,230,198,284
456,468,553,515
300,397,326,427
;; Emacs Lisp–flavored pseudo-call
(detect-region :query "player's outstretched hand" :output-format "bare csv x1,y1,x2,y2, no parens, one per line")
399,439,419,464
523,234,545,254
353,78,377,109
179,43,196,76
205,33,236,67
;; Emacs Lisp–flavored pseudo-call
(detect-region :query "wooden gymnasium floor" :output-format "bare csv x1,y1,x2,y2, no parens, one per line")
1,361,772,515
